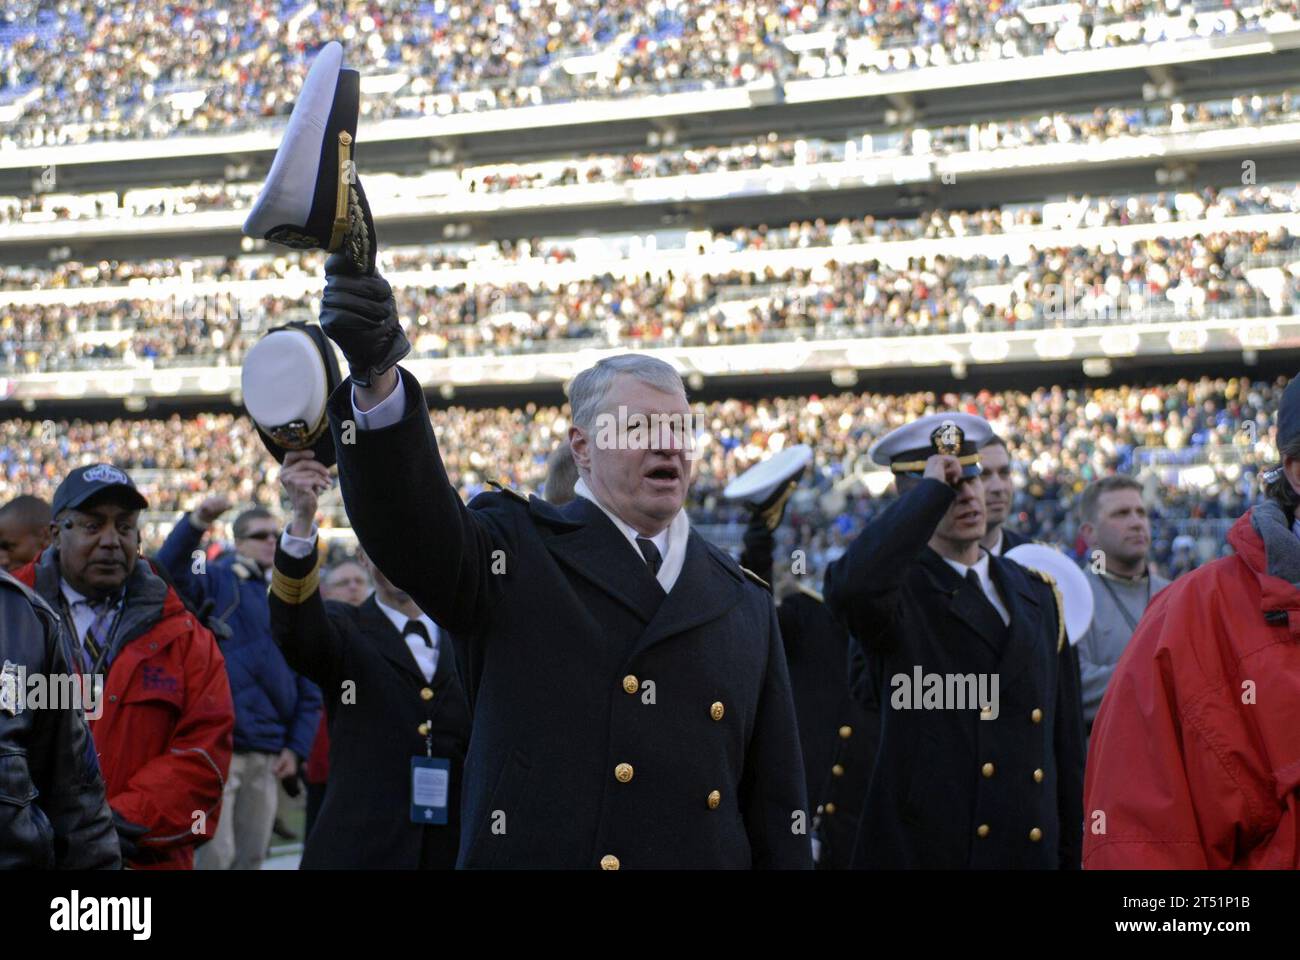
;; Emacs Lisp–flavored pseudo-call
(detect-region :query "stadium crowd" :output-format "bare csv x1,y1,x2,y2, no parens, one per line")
0,374,1270,581
9,85,1300,227
3,220,1295,372
3,0,1296,147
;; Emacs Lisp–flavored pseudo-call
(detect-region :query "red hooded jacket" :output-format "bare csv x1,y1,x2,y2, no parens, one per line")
1083,504,1300,868
17,550,234,869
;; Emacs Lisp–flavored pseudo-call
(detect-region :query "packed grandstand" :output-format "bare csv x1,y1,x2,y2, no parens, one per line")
2,0,1297,583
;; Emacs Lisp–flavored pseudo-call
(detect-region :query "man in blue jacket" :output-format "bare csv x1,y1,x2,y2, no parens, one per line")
157,497,321,869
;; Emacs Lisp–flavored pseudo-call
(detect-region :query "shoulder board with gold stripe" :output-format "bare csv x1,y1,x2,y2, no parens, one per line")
739,565,770,591
794,580,825,604
1019,566,1066,652
486,479,529,505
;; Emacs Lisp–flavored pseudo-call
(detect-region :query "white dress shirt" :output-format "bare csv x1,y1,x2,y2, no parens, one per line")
373,597,440,683
942,551,1011,626
348,378,693,593
986,528,1005,557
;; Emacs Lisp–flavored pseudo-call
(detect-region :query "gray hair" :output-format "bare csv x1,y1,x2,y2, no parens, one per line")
567,354,687,431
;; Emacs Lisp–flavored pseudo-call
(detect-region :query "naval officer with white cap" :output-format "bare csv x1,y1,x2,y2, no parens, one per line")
823,413,1085,869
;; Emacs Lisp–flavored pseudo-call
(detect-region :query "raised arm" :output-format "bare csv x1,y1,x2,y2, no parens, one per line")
154,496,230,610
823,460,959,651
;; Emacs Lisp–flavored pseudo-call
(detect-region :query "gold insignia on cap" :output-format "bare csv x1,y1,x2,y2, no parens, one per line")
932,420,964,456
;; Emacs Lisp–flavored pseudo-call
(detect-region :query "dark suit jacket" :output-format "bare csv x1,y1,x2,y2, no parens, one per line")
327,368,811,869
824,479,1085,869
269,551,471,870
739,515,876,869
998,527,1032,553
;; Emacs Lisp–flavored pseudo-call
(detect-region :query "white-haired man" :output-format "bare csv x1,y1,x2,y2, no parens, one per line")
312,267,810,869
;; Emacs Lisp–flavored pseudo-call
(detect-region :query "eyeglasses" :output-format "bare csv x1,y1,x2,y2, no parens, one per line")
60,517,139,539
240,530,280,542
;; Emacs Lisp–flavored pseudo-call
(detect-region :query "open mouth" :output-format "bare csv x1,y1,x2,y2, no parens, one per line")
644,464,681,486
956,510,982,524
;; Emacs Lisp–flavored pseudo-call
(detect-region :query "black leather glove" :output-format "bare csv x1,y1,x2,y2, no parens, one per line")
111,809,150,861
748,478,799,532
319,262,411,387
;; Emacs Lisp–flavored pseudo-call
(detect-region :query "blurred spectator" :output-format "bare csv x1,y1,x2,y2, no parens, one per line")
12,463,234,869
156,496,322,870
0,494,51,570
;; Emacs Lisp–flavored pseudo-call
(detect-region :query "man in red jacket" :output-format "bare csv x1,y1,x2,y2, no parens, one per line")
15,463,234,869
1084,376,1300,869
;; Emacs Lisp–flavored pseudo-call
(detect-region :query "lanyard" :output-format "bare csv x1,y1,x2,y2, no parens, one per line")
1097,572,1151,634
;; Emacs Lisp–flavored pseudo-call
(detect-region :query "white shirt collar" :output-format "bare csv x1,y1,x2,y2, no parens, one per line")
373,595,436,639
573,476,690,593
943,551,992,583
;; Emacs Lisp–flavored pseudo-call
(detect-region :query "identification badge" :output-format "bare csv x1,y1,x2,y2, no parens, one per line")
410,756,450,825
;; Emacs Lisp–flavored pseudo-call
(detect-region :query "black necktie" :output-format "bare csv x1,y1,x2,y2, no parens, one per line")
403,619,432,648
964,568,982,593
635,537,662,577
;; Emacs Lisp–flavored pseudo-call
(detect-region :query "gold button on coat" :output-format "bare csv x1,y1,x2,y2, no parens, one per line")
600,854,620,870
622,675,639,694
838,725,852,739
710,701,725,721
417,722,430,736
824,802,837,815
420,687,434,701
707,790,721,810
614,763,634,783
977,824,990,838
1031,708,1043,724
831,764,844,777
1029,827,1043,842
981,762,994,778
1033,768,1044,783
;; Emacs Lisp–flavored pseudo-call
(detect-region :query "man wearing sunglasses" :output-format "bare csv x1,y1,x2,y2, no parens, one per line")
157,496,322,870
13,463,234,868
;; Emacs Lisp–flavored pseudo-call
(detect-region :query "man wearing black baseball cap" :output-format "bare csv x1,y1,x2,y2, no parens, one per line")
12,463,234,869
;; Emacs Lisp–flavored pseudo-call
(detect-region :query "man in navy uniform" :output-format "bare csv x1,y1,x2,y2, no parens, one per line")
979,436,1031,556
268,450,471,869
824,413,1084,869
732,447,877,870
244,39,808,869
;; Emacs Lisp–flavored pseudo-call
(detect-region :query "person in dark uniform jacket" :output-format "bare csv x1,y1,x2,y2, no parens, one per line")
979,436,1031,557
824,413,1085,870
268,451,471,869
731,448,877,870
312,283,812,868
0,569,120,869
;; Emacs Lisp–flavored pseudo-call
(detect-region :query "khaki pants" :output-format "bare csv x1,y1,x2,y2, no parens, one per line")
196,751,278,870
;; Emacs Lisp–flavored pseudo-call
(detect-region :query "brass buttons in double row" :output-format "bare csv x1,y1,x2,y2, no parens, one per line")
600,854,620,870
977,824,990,838
614,763,634,783
1029,827,1043,842
707,790,721,810
420,687,434,701
824,803,837,815
838,725,852,740
417,722,430,736
981,762,995,778
622,675,639,694
1031,708,1043,724
710,701,725,721
1033,768,1044,783
831,764,844,778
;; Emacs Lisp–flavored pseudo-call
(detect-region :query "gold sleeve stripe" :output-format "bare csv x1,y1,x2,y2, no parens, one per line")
271,559,321,606
889,452,982,474
1049,580,1066,653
